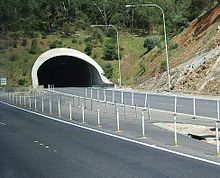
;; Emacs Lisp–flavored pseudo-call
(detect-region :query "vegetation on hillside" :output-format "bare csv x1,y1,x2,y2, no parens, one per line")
0,0,219,87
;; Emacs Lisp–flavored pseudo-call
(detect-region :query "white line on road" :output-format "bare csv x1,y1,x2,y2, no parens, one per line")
0,121,6,126
1,100,220,167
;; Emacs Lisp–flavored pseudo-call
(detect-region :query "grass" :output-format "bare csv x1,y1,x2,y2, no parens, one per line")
0,30,166,87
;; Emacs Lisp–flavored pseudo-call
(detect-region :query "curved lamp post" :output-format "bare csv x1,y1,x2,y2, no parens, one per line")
90,24,122,87
126,4,171,91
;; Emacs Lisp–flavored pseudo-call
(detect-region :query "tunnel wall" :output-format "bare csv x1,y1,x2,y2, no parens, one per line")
31,48,112,88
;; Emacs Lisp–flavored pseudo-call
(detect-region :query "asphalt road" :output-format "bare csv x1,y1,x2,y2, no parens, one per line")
55,87,219,119
0,102,220,178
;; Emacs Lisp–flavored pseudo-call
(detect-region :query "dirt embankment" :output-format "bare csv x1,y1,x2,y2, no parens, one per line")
176,4,220,47
138,4,220,95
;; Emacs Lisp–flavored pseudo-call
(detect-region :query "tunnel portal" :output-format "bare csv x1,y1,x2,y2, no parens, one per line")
32,48,112,88
37,56,95,87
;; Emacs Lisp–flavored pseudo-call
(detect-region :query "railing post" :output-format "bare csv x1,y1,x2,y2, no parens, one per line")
41,97,44,113
104,89,106,102
112,89,115,103
69,100,72,120
49,98,52,114
193,97,196,119
173,96,178,146
58,98,61,117
91,87,93,99
82,103,85,123
121,90,124,104
29,96,32,108
97,88,100,101
97,105,101,127
116,104,121,132
141,110,146,138
147,104,152,121
135,104,137,119
85,88,88,98
19,94,22,105
34,95,37,110
216,100,220,156
144,93,148,107
132,92,134,106
216,121,220,156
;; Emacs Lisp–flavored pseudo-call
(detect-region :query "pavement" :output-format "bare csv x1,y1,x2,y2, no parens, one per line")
0,101,220,178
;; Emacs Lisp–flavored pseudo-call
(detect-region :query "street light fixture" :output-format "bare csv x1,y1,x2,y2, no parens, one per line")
126,4,171,91
90,24,122,87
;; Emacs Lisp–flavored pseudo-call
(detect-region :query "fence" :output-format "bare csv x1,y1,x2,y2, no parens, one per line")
0,88,220,156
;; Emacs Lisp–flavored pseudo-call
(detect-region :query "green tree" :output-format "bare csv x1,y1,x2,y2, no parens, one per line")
84,43,93,56
143,36,161,53
103,63,113,79
103,40,117,60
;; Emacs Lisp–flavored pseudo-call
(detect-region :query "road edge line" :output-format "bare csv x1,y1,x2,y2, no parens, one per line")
1,100,220,167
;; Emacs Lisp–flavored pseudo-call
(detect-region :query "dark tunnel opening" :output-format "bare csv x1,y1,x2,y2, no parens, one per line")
37,56,100,88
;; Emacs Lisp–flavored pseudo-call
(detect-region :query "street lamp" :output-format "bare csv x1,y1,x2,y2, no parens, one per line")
126,4,171,91
90,24,122,87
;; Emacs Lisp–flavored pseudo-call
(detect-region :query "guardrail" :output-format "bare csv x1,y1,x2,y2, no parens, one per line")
0,88,220,156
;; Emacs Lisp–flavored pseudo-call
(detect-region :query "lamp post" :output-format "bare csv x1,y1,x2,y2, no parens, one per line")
126,4,171,91
90,24,122,87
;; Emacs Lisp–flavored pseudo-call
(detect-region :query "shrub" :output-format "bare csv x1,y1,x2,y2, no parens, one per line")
9,54,19,62
72,37,78,43
29,39,38,54
103,63,113,79
18,79,26,85
103,40,117,60
49,40,62,49
92,28,104,44
143,36,161,52
21,39,27,47
160,61,167,72
84,43,93,56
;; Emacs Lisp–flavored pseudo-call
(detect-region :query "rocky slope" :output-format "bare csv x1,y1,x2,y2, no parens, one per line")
138,4,220,96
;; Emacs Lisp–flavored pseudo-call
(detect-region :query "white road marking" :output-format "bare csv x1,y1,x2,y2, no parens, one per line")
1,100,220,166
0,121,6,126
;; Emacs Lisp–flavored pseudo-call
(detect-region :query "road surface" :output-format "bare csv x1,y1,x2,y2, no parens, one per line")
0,102,219,178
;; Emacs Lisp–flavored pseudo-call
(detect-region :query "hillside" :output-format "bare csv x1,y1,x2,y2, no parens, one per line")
138,4,220,96
0,1,220,97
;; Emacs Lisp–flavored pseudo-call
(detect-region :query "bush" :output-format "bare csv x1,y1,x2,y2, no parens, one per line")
103,40,117,60
160,61,167,72
49,40,62,49
84,43,93,56
92,28,104,44
72,37,78,43
170,43,179,50
21,39,27,46
103,63,113,79
18,79,26,85
29,39,38,54
62,22,75,36
143,36,161,52
84,36,93,44
9,54,19,62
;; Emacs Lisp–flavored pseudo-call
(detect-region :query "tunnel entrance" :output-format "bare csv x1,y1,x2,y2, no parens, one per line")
32,48,112,88
37,56,95,87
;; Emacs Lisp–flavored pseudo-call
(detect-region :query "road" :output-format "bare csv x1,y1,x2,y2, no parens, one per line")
55,87,219,119
0,102,220,178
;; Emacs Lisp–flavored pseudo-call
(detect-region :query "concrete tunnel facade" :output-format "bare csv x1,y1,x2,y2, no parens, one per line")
31,48,112,88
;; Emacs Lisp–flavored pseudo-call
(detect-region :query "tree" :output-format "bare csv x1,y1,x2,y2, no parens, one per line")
84,43,93,56
103,40,117,60
143,36,161,53
103,63,113,79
